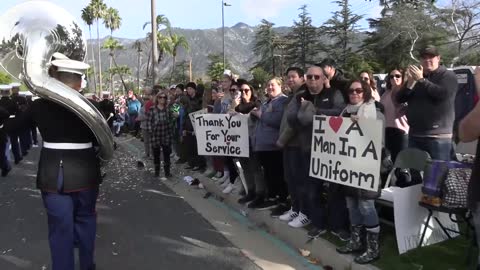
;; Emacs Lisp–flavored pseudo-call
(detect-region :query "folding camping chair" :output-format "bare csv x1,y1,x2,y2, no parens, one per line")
377,148,431,226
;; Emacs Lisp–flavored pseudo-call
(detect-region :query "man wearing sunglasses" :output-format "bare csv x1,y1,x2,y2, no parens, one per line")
286,64,349,241
397,45,458,161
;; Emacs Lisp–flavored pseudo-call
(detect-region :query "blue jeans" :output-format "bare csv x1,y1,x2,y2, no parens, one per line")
113,121,124,135
42,167,98,270
346,197,379,227
408,136,452,161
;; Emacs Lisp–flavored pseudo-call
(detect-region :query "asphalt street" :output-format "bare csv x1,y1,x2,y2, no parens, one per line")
0,137,262,270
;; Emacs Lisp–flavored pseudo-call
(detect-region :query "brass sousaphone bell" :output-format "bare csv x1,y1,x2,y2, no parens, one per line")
0,1,114,160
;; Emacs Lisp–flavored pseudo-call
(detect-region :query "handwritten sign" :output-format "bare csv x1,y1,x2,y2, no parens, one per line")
309,116,383,192
194,113,249,157
188,108,207,133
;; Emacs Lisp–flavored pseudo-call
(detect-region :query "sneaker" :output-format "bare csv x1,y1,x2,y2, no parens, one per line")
238,193,256,204
288,212,311,228
270,204,291,218
222,183,235,194
250,199,278,210
220,179,230,188
331,229,351,242
279,208,299,222
307,227,327,238
203,168,214,176
247,197,265,209
211,172,223,181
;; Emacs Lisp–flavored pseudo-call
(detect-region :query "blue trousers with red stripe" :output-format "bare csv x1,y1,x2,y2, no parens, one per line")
41,168,98,270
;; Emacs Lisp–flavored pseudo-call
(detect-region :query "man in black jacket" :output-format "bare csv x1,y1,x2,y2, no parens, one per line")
286,65,349,241
98,91,115,131
28,59,99,270
397,45,458,161
319,58,350,102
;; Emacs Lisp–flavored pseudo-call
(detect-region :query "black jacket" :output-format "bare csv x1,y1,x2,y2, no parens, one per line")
26,99,101,192
0,97,20,135
331,69,350,103
396,66,458,136
99,99,115,126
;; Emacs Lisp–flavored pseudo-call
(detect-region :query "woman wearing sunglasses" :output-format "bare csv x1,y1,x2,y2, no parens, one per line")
234,82,263,203
336,80,384,264
380,69,409,163
359,71,380,102
146,92,174,178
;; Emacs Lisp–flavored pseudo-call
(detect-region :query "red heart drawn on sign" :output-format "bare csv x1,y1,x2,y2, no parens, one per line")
329,117,343,133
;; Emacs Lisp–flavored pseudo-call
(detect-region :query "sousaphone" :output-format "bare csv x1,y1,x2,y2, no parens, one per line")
0,1,114,160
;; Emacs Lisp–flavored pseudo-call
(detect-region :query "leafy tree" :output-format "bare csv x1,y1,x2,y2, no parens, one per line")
321,0,363,67
169,33,190,83
284,5,319,70
143,15,172,78
207,54,231,81
81,5,97,93
102,37,124,92
103,7,121,36
363,1,448,71
170,60,189,84
437,0,480,66
250,67,271,90
87,0,107,93
0,72,12,84
253,19,281,75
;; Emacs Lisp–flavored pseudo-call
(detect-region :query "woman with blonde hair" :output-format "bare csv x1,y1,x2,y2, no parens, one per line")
249,77,289,209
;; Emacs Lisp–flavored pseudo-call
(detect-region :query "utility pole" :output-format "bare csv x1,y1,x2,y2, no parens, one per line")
151,0,158,86
222,1,231,70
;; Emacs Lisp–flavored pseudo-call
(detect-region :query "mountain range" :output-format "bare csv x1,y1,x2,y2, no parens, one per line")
87,22,290,83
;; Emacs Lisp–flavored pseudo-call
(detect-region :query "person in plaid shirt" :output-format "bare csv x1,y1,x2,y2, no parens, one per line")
147,92,174,178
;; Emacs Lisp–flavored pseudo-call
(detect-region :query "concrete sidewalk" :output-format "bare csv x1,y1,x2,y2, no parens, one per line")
184,170,381,270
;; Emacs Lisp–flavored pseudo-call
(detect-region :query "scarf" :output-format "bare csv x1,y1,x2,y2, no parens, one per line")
342,99,377,119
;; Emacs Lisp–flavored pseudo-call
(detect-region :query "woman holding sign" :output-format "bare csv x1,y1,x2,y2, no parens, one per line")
336,80,385,264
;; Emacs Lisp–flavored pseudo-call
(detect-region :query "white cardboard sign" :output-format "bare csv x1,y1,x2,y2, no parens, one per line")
309,116,383,192
188,108,207,133
392,185,459,254
194,113,249,157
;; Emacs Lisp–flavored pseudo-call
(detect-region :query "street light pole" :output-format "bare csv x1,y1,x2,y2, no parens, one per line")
222,0,225,69
222,1,231,70
151,0,158,86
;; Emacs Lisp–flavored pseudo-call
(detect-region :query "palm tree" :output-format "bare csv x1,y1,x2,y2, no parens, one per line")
89,0,107,95
143,15,172,78
169,33,189,83
103,7,121,36
81,5,97,93
103,7,122,94
132,40,143,91
102,37,124,94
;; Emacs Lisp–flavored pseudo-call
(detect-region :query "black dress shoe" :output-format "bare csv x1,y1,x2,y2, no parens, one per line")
14,158,22,165
1,167,11,177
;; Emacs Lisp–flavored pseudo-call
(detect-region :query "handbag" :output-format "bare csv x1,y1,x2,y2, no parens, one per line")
441,162,472,209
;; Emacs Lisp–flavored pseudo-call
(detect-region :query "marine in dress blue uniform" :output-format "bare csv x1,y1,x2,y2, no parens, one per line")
0,85,11,177
10,82,31,155
25,59,100,270
0,84,22,164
